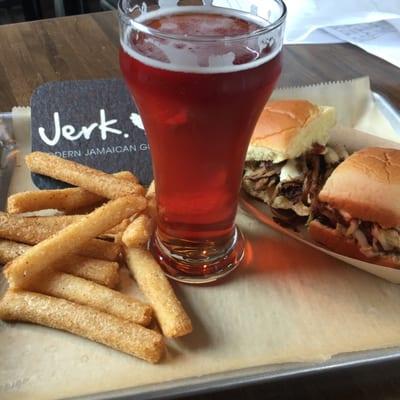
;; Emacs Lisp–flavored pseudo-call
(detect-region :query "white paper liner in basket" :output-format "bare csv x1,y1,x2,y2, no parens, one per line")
242,126,400,283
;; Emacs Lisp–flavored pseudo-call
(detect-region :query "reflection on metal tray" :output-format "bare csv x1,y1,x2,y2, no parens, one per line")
0,113,17,211
73,93,400,400
372,92,400,134
78,346,400,400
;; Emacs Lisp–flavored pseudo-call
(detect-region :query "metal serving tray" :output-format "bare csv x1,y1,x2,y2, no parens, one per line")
372,92,400,133
0,113,17,211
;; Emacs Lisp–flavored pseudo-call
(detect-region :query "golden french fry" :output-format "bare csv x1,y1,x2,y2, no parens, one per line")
65,172,141,216
5,195,146,289
1,212,126,239
146,198,157,219
25,152,145,200
146,180,155,199
30,272,152,326
125,247,192,338
102,217,134,237
0,290,164,363
120,180,157,247
113,170,139,184
0,240,119,287
122,214,153,247
7,190,101,214
62,256,120,288
78,239,121,262
0,213,121,262
0,213,80,240
146,181,157,218
116,181,157,245
104,218,135,244
7,171,139,214
0,239,29,263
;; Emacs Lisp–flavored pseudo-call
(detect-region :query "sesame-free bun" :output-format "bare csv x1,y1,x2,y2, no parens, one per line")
246,100,336,163
309,220,400,269
319,147,400,229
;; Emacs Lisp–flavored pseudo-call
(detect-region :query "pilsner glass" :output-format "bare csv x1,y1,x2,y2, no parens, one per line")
119,0,286,283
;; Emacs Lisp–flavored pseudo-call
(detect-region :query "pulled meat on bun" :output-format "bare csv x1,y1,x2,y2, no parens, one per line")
243,100,347,224
309,147,400,268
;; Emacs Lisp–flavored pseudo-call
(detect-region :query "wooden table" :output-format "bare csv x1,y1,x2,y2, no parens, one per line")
1,10,400,400
0,11,399,111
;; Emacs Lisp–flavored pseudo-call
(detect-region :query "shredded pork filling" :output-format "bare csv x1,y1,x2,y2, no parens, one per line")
313,202,400,259
243,143,349,224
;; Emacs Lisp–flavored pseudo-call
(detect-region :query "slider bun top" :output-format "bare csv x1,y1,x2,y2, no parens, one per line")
319,147,400,229
246,100,336,163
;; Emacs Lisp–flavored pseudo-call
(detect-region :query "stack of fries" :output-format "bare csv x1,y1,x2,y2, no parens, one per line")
0,152,192,363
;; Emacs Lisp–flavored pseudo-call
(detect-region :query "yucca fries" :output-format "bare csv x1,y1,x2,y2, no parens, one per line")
7,189,101,214
0,213,80,241
103,217,134,239
62,256,120,288
146,180,157,218
0,290,164,363
26,152,144,199
121,181,157,247
0,239,29,263
125,247,192,338
146,180,156,199
77,238,121,261
7,171,138,214
0,212,121,261
0,151,195,363
0,240,119,287
5,195,146,289
123,180,191,337
30,272,152,326
122,214,153,247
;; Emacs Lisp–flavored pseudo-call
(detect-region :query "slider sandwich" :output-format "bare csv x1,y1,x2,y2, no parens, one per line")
309,147,400,268
243,100,348,224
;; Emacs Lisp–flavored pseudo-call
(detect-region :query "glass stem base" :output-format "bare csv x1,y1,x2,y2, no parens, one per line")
149,226,245,284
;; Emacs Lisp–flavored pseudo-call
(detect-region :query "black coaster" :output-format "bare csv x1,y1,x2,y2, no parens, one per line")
31,78,153,188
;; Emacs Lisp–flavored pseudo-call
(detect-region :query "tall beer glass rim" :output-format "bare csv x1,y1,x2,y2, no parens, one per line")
118,0,286,43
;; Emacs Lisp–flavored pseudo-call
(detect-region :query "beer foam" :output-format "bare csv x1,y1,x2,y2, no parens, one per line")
121,6,282,74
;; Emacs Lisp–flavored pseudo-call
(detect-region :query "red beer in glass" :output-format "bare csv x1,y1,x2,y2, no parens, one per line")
119,1,286,283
